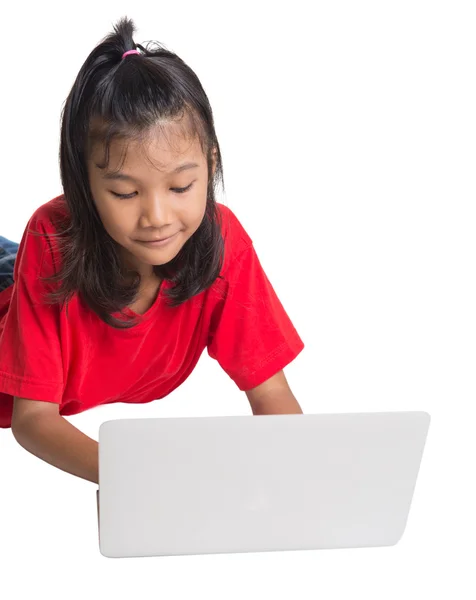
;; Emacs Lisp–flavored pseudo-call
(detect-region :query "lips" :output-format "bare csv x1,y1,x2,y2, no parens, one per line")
139,233,177,242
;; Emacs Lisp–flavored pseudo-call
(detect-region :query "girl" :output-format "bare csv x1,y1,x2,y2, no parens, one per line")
0,17,304,485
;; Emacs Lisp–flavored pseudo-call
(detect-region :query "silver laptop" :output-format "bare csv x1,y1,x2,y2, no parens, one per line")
97,411,430,558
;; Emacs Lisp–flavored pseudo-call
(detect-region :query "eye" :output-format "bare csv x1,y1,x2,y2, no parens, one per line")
171,182,194,194
111,191,136,200
110,182,194,200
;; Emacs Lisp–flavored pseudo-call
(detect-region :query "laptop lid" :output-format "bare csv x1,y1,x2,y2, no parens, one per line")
98,411,430,558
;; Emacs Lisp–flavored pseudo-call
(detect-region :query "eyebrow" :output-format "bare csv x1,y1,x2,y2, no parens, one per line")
99,161,200,181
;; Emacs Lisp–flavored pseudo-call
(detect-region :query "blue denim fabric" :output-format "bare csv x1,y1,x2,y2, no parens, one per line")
0,235,19,292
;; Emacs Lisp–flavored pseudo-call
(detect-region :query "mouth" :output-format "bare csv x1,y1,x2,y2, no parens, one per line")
135,232,179,247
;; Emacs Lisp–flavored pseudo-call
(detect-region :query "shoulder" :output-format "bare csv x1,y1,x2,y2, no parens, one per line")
215,202,254,276
16,194,69,280
28,194,69,234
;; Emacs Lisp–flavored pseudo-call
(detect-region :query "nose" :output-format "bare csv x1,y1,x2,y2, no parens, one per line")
139,194,173,229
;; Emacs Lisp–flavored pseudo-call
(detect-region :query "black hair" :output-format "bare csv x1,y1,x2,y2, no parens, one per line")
36,15,225,329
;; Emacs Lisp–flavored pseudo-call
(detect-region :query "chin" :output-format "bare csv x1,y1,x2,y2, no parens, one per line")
141,245,183,265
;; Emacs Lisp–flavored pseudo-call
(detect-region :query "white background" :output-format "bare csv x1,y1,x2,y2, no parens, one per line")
1,1,474,598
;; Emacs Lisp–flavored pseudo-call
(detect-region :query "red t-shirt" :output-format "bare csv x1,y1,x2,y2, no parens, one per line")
0,195,304,429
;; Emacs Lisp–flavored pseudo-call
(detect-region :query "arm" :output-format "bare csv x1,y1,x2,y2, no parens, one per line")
245,370,303,415
12,397,99,485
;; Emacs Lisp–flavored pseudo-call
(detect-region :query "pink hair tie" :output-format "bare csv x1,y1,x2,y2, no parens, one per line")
122,49,140,60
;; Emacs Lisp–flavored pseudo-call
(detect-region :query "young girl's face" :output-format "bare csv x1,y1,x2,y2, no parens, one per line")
87,124,216,278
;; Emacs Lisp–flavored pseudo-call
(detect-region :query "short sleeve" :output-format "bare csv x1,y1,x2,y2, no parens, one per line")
0,217,64,404
207,243,304,390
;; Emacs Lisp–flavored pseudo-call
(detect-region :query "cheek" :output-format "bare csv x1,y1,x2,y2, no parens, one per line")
189,189,208,222
181,205,206,236
94,198,132,240
106,214,134,240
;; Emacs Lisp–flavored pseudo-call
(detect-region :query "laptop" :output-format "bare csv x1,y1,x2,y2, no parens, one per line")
97,411,430,558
